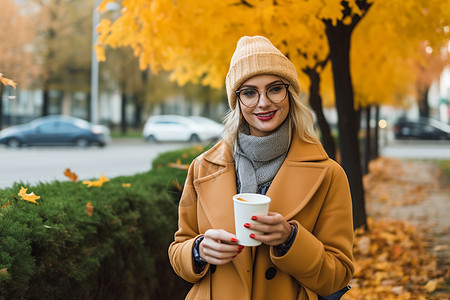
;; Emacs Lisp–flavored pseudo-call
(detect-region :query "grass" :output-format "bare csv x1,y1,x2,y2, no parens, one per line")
437,160,450,181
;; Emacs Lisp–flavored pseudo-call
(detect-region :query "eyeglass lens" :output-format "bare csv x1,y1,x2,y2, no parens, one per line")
238,84,288,107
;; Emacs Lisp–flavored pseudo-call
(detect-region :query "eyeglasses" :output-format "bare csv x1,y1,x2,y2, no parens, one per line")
235,83,290,108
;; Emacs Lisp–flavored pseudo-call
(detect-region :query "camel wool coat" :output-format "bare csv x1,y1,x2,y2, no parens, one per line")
168,135,354,300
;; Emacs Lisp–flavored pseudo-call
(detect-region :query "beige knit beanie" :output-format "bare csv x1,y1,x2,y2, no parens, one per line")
226,36,300,110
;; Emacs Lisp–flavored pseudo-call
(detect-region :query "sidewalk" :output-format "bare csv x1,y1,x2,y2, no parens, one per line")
364,158,450,267
361,157,450,297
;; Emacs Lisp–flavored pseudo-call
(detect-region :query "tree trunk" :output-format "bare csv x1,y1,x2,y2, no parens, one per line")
121,92,127,134
42,85,50,116
325,22,368,230
134,95,142,130
304,68,336,160
418,86,430,118
202,86,211,117
372,105,380,159
355,107,361,133
186,97,193,116
363,105,371,175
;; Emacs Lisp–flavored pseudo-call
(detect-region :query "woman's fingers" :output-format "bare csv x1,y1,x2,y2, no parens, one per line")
199,229,243,265
250,232,286,245
204,229,238,244
200,244,236,261
252,211,284,225
246,211,292,246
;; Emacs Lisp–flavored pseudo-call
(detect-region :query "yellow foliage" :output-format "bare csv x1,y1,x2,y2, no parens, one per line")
1,202,11,209
17,186,40,204
63,168,78,182
318,0,343,25
97,0,450,110
85,202,94,217
82,174,110,187
0,73,17,89
347,157,450,299
167,157,190,171
97,0,114,13
347,218,448,299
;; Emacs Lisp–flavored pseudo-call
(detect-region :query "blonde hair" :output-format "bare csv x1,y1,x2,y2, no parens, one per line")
222,88,320,150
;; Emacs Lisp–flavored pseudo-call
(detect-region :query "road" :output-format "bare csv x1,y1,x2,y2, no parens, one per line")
381,139,450,159
0,139,190,189
1,138,449,189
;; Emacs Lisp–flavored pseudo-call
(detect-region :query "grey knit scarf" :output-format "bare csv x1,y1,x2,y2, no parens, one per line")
235,119,290,194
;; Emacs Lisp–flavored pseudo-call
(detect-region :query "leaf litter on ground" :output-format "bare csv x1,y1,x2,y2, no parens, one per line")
344,157,450,299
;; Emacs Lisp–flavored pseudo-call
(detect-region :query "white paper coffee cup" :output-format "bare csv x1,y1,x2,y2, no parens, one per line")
233,193,271,246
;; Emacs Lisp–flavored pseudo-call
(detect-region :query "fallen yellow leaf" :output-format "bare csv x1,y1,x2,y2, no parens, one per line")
423,279,439,293
85,202,94,217
64,168,78,182
1,202,11,209
167,162,190,170
122,183,131,187
83,174,110,187
18,186,40,204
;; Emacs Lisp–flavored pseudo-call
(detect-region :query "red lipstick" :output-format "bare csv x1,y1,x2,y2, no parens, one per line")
255,110,277,121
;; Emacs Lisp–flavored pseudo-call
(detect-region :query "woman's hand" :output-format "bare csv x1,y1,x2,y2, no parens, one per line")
245,211,292,246
199,229,244,265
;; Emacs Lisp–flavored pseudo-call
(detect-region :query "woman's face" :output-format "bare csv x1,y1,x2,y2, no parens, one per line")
238,74,290,137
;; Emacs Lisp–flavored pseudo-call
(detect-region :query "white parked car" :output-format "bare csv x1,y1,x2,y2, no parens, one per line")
142,115,223,143
187,115,224,139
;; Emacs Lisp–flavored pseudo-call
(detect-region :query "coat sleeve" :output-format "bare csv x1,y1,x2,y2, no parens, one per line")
270,164,354,296
168,158,210,283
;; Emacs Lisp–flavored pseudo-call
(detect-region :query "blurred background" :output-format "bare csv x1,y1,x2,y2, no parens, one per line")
0,0,229,134
0,0,449,193
0,0,448,136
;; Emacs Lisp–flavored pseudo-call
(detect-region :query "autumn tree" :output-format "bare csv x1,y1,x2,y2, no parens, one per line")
0,0,36,129
351,1,450,173
30,0,93,117
0,74,18,130
100,46,146,132
96,0,449,229
414,44,450,118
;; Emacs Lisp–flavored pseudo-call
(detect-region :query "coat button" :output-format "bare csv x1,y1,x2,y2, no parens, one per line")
210,264,216,274
265,267,276,280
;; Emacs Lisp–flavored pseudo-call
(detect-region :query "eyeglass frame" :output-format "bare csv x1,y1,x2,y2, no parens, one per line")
235,83,290,108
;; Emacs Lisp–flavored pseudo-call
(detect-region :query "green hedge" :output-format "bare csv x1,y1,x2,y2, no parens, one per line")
0,145,205,300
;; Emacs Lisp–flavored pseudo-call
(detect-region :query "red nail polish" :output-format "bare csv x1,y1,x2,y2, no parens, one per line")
249,233,255,238
231,238,238,243
238,245,244,250
251,216,257,221
244,223,250,228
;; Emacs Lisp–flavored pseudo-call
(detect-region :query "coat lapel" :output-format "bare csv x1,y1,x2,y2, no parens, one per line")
195,164,236,233
267,135,329,219
194,142,253,295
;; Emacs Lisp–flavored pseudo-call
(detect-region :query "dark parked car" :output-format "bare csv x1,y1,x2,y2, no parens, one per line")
0,115,111,147
393,118,450,140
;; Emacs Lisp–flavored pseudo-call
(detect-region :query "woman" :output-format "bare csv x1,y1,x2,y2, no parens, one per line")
168,36,354,300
